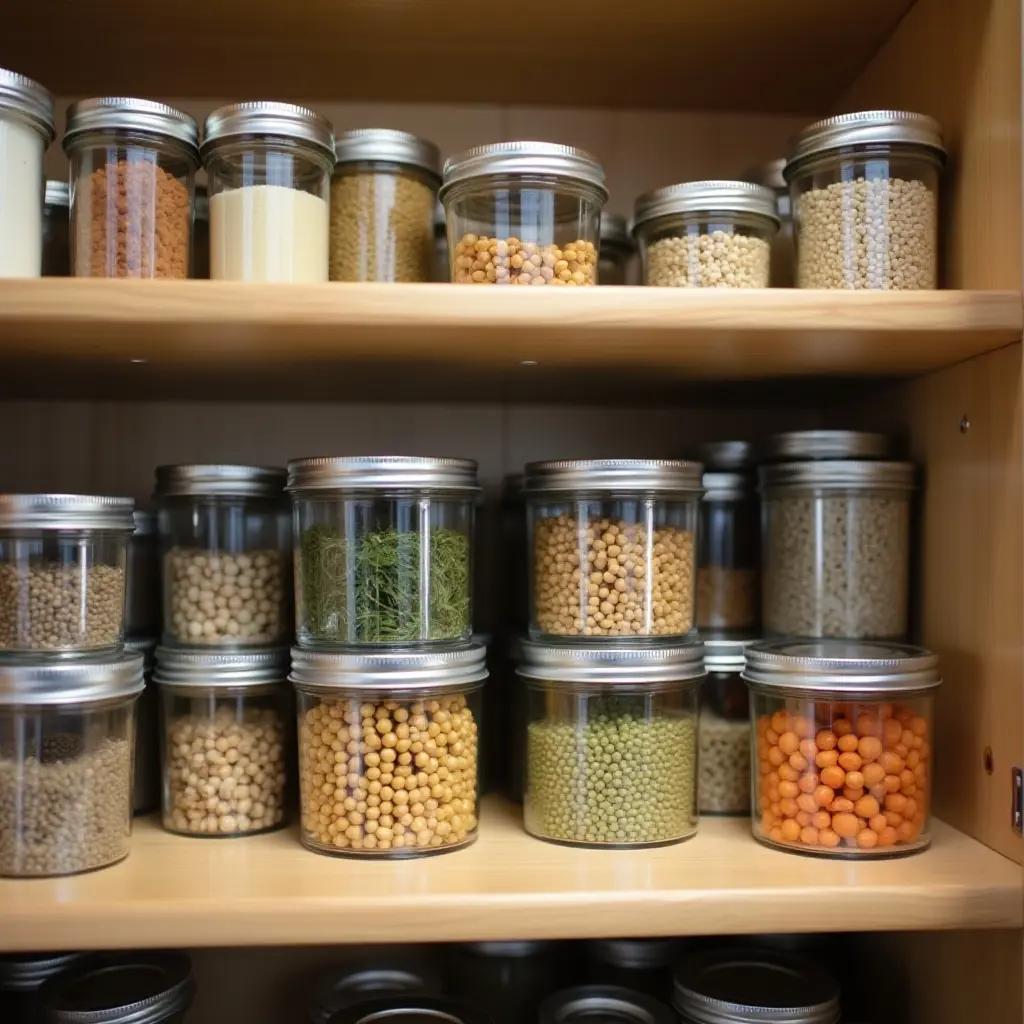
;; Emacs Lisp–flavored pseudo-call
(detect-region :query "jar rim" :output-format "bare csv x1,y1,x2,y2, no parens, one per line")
155,464,287,499
44,180,69,208
704,637,758,673
0,493,135,531
517,638,706,684
758,460,915,490
63,98,199,159
153,646,290,687
327,995,493,1024
0,953,83,991
290,643,487,692
0,67,55,144
333,128,441,182
761,430,890,462
540,985,677,1024
201,101,335,164
287,456,480,493
0,652,144,705
702,471,753,501
633,181,780,231
524,458,703,495
697,440,755,471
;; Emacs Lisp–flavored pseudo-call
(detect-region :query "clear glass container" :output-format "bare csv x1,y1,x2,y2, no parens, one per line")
587,940,682,1004
155,647,291,838
745,640,940,857
633,181,779,288
520,640,704,848
155,465,290,648
288,457,479,647
63,98,198,279
128,637,159,815
291,644,486,857
0,494,134,654
541,986,676,1024
525,460,702,641
309,956,442,1024
598,212,635,285
700,639,754,816
760,460,914,639
785,111,945,290
330,129,441,282
0,953,82,1024
746,159,793,288
0,653,143,877
440,142,607,285
42,181,70,277
448,943,559,1024
192,185,209,279
126,509,160,639
201,102,335,282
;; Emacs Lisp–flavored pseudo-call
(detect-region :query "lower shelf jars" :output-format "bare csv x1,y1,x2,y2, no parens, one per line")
744,639,941,857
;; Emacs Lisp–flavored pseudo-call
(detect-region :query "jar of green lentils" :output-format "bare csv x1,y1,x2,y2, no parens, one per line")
519,640,704,848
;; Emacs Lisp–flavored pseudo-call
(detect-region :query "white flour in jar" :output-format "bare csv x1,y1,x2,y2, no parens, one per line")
0,117,44,277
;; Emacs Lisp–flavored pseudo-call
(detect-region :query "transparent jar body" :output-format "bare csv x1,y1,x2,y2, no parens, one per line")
126,530,160,638
292,493,474,646
0,115,45,278
0,528,128,654
132,643,160,814
159,682,290,837
598,241,634,286
330,161,438,282
527,493,698,640
205,138,332,282
636,210,775,288
700,706,750,816
296,681,482,857
158,496,290,648
788,145,942,290
752,689,934,856
42,199,70,277
0,695,136,876
444,176,603,285
761,485,911,639
697,495,759,632
523,677,699,847
68,129,196,278
770,191,794,288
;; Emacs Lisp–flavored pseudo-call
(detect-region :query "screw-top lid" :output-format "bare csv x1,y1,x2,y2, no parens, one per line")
591,938,682,970
45,180,70,208
0,953,83,993
291,644,488,692
698,441,754,471
310,961,443,1024
326,995,493,1024
463,941,550,957
0,494,135,531
762,430,889,462
154,646,290,688
63,99,198,158
541,986,676,1024
759,460,915,491
201,101,335,163
704,637,756,675
0,652,145,706
633,181,780,231
517,639,706,685
334,128,441,183
702,471,752,502
0,67,55,143
600,212,634,251
154,464,286,499
524,458,703,495
37,952,195,1024
672,949,841,1024
744,159,787,194
287,456,480,494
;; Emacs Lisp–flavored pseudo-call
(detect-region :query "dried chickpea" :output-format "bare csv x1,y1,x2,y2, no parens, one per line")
452,234,597,285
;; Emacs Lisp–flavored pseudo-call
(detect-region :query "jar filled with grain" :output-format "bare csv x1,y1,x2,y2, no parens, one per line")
0,494,134,654
745,639,941,857
154,646,291,838
633,181,779,288
155,465,290,648
745,159,793,287
63,98,198,279
0,953,82,1024
598,212,635,285
785,111,946,290
525,459,702,641
0,651,143,876
127,636,160,815
42,181,70,277
330,129,441,282
440,142,607,285
291,643,486,858
520,640,703,848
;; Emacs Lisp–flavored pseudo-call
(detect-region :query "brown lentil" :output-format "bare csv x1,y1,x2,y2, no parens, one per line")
452,234,596,285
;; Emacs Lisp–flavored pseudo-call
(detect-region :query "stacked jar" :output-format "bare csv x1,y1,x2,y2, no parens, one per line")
700,638,754,816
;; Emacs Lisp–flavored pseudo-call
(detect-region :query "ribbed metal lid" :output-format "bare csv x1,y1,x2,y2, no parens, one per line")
0,494,135,531
63,98,198,157
154,464,286,499
702,472,752,502
698,441,754,471
759,460,915,491
326,996,492,1024
745,158,787,193
0,67,55,143
541,986,676,1024
517,640,706,685
334,128,441,182
592,938,681,970
743,640,941,695
45,180,70,207
37,953,194,1024
0,953,82,992
762,430,889,462
600,212,633,251
633,181,780,231
704,637,756,674
287,456,480,493
673,950,840,1024
291,644,488,692
154,646,290,688
524,459,703,494
132,509,157,536
201,101,335,163
0,652,145,706
124,637,157,672
311,962,443,1024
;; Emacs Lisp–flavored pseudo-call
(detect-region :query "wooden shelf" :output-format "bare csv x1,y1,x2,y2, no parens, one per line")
0,798,1019,952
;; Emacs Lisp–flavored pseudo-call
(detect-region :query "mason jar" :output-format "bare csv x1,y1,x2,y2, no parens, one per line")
598,212,635,285
126,509,160,639
633,181,779,288
42,181,70,277
745,640,940,857
309,957,443,1024
525,459,702,640
292,644,486,857
127,636,159,815
201,102,335,282
63,98,198,279
520,640,704,848
746,158,793,287
701,638,755,816
155,465,290,648
761,430,890,463
540,987,676,1024
440,142,607,285
0,953,82,1024
0,652,143,876
287,457,479,647
785,111,946,289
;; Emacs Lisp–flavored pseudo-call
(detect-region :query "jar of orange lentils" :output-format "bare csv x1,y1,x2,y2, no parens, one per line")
743,639,940,858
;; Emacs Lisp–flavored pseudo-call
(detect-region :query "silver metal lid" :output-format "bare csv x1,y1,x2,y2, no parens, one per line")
287,456,480,494
125,637,157,671
633,181,780,231
154,647,290,688
541,986,676,1024
592,938,681,970
745,158,787,193
334,128,441,182
702,472,752,502
132,509,157,536
194,184,208,222
154,464,286,499
0,652,145,707
201,101,335,163
698,441,754,471
0,953,82,992
440,141,607,202
762,430,889,462
524,459,703,495
743,640,941,695
463,941,550,957
311,962,443,1024
704,637,756,674
326,996,492,1024
517,640,706,685
37,952,194,1024
759,460,915,491
0,494,135,531
63,98,198,157
290,644,488,692
673,949,841,1024
45,180,70,207
0,68,55,143
600,212,633,251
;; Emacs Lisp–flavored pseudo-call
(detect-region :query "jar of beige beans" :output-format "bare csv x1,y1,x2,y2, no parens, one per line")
155,465,290,648
633,181,779,288
785,110,946,289
525,460,702,641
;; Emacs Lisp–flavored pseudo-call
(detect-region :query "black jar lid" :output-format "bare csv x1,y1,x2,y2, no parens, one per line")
310,959,443,1024
0,952,82,992
326,995,493,1024
540,985,677,1024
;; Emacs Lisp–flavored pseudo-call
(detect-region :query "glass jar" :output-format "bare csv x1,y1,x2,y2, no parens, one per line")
127,636,159,815
697,440,755,472
309,956,442,1024
745,640,940,857
540,986,676,1024
598,212,635,285
288,457,479,646
291,644,486,857
126,509,160,639
63,98,198,279
0,652,143,876
0,953,82,1024
760,460,914,639
520,640,704,847
330,129,441,282
433,202,449,282
192,184,209,279
525,459,702,641
785,111,946,290
0,494,134,654
42,181,70,276
633,181,779,288
448,943,559,1024
155,465,290,648
325,996,491,1024
587,940,682,1004
746,159,793,287
761,430,889,463
201,102,335,282
701,638,754,816
440,142,607,285
0,69,54,278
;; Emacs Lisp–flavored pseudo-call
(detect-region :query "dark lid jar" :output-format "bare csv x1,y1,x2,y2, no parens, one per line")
0,953,82,1024
326,995,492,1024
448,942,558,1024
541,985,676,1024
587,939,682,1003
309,957,443,1024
